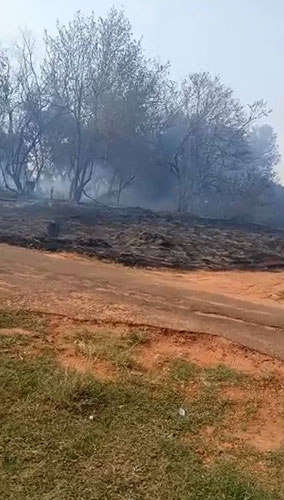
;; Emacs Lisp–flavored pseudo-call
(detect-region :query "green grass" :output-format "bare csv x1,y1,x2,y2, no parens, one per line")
170,358,199,382
0,314,283,499
0,309,47,332
74,330,148,371
169,359,249,386
204,364,249,385
0,333,30,348
0,351,280,500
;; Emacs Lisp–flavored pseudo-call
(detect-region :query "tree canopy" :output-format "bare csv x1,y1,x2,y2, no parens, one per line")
0,8,280,220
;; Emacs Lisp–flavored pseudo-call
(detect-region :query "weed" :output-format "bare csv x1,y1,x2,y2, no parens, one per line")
74,331,141,371
0,309,47,332
0,349,281,500
0,327,283,500
204,364,249,385
170,358,199,382
0,334,30,349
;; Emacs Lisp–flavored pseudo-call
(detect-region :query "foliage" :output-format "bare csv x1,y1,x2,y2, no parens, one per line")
0,8,280,216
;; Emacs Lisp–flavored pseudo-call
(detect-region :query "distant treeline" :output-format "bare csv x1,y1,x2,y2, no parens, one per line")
0,8,281,223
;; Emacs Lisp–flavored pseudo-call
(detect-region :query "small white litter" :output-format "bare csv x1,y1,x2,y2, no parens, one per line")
178,408,186,417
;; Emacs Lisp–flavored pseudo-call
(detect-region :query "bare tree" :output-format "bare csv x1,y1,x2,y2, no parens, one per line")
44,10,151,202
0,10,280,222
0,35,50,192
162,72,270,212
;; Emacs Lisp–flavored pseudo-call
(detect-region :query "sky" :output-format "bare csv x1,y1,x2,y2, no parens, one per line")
1,0,284,179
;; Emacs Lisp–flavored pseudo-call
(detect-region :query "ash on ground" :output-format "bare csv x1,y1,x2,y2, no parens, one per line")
0,200,284,271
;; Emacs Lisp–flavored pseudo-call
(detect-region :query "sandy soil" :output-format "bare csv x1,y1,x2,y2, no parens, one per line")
150,269,284,307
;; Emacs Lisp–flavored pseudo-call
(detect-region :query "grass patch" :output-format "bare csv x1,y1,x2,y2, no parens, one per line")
0,342,281,500
0,327,283,499
170,358,199,382
0,309,47,332
74,330,147,371
267,449,284,468
204,364,249,385
0,333,30,349
169,359,249,387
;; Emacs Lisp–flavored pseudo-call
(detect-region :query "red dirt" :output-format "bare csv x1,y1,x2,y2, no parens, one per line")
1,244,284,452
59,354,116,381
1,244,284,361
2,317,284,452
135,332,284,377
154,269,284,307
237,416,284,452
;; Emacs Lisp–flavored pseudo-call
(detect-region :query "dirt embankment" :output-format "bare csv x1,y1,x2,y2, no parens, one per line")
0,200,284,270
1,244,284,361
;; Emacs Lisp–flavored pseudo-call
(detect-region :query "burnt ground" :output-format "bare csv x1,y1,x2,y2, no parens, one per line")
0,199,284,270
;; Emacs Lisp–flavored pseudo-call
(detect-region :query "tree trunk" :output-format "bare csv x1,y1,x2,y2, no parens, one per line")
116,179,123,207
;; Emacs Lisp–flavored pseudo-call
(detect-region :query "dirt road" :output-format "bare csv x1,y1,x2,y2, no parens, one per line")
1,244,284,359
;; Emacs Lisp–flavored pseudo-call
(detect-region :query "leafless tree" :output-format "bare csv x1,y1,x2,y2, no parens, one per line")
0,35,51,192
163,72,270,212
0,10,280,222
44,9,159,202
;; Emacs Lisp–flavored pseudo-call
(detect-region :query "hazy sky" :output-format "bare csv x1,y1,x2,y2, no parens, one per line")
2,0,284,179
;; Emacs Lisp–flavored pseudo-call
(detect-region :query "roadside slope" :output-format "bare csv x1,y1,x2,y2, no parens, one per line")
1,244,284,359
